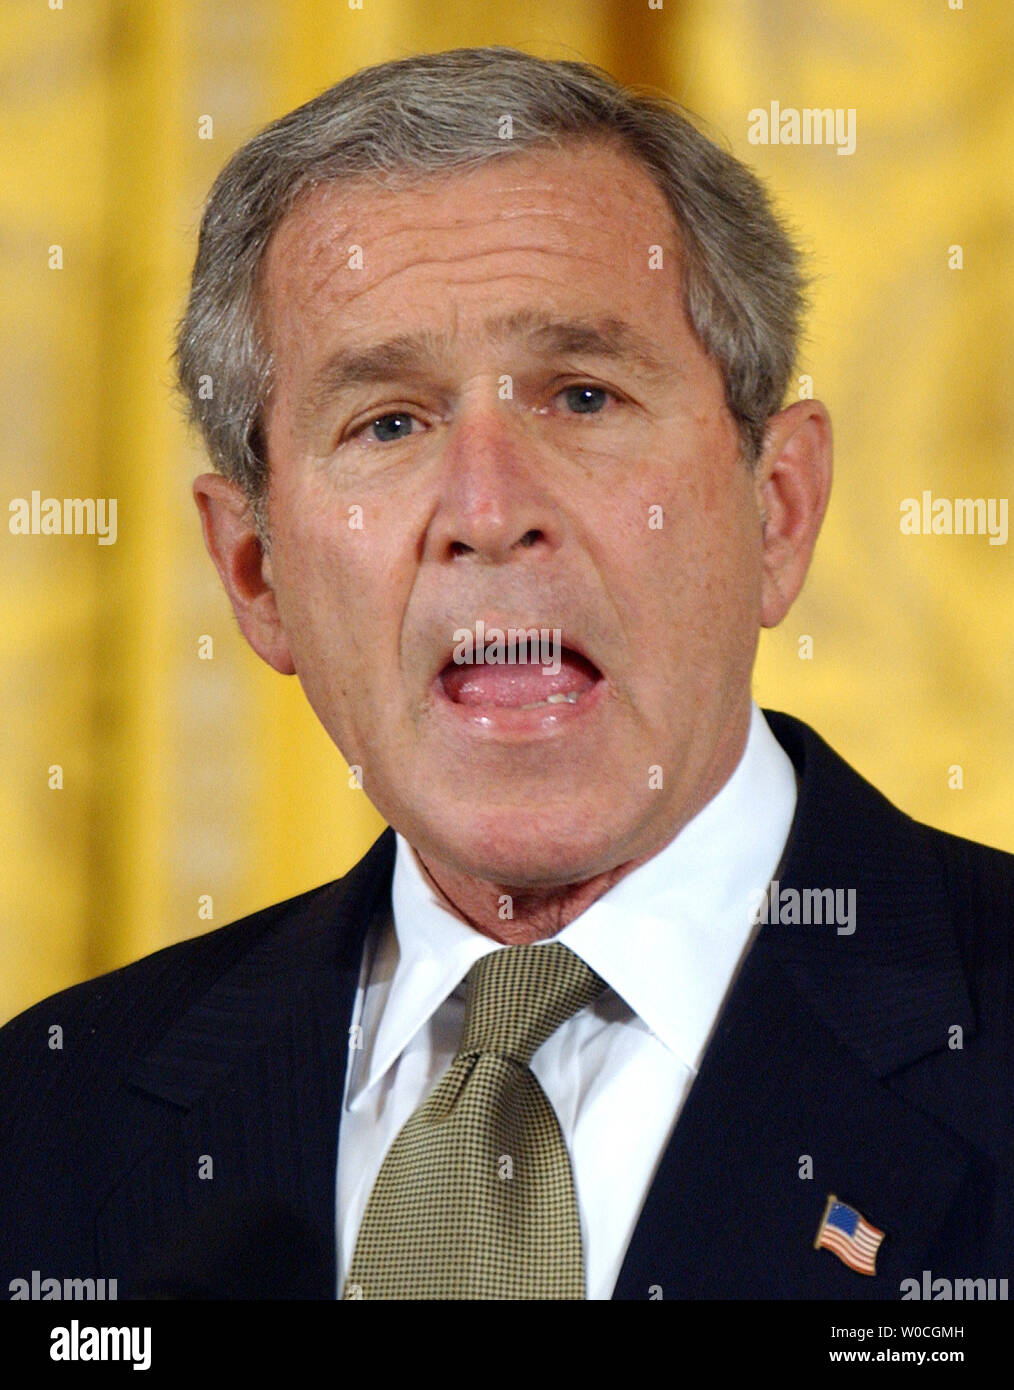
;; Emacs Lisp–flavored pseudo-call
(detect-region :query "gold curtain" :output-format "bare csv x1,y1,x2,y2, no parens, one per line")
3,0,1011,1024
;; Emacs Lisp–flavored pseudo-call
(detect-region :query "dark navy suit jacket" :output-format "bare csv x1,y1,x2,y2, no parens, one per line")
2,713,1012,1299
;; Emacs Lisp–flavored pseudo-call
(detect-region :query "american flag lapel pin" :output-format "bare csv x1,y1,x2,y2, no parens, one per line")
814,1193,885,1275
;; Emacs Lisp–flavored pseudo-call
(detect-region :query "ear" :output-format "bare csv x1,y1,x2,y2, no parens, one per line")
192,473,296,675
755,400,833,628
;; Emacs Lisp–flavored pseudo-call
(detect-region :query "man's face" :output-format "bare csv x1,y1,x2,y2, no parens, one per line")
256,141,767,889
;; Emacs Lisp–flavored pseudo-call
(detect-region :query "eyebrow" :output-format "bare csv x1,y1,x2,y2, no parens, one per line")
299,311,669,423
302,334,439,410
486,310,667,377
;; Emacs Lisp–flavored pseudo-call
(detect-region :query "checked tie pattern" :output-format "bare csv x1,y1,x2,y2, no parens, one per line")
345,942,606,1299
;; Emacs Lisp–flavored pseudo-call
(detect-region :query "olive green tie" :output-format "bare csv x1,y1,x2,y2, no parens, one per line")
344,942,607,1299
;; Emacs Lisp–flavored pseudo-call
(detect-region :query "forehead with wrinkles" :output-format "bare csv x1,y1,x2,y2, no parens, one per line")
257,142,687,370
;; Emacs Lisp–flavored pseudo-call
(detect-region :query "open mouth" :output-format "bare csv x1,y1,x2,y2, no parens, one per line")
438,646,602,710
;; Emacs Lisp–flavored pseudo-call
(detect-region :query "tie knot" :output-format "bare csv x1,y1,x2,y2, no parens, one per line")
459,942,606,1065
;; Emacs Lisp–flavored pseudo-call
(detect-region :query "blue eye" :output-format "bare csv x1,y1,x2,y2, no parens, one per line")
368,413,417,442
562,385,609,414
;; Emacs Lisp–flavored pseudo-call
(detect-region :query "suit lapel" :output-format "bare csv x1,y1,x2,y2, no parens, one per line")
95,831,396,1297
612,940,974,1298
614,713,977,1299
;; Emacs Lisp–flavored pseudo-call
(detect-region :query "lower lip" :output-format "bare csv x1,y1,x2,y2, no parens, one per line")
430,672,607,740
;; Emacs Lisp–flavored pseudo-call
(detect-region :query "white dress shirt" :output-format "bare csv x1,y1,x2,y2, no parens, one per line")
336,702,797,1298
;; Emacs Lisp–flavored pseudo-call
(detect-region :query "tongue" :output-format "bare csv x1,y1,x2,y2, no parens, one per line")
441,650,598,707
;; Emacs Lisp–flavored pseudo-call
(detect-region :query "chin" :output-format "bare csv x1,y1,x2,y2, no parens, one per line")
407,795,646,891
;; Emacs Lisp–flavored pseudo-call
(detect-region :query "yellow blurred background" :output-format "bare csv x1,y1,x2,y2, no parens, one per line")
3,0,1012,1024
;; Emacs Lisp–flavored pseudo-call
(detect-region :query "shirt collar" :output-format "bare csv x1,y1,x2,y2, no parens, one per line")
359,703,797,1093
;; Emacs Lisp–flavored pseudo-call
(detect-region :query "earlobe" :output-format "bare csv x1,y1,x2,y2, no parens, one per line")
756,400,833,629
192,473,297,675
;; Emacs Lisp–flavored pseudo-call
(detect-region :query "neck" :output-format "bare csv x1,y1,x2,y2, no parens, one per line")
414,846,662,945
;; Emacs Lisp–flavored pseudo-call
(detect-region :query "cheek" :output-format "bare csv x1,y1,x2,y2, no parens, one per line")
604,443,750,576
269,483,415,686
600,459,760,669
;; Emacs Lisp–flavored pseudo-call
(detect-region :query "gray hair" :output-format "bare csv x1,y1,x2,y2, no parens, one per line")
176,47,806,534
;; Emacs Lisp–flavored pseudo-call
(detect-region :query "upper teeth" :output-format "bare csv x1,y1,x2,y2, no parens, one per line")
518,691,581,710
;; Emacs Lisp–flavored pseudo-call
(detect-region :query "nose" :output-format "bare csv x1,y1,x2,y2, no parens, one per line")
424,405,562,565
